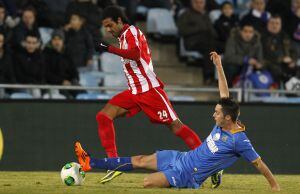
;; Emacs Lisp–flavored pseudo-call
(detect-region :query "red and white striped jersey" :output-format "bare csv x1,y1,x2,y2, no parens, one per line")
118,25,162,94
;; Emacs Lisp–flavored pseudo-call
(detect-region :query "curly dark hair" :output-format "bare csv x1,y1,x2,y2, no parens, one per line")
103,6,129,24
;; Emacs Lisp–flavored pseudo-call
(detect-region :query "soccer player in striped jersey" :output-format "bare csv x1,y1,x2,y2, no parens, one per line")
75,52,280,191
95,6,203,183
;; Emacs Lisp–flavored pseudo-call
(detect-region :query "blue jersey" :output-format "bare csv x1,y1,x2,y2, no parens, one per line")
157,122,260,188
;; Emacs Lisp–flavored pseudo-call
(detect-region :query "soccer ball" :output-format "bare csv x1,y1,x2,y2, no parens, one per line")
60,162,85,186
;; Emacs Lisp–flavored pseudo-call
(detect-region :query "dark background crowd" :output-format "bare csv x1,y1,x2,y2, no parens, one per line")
0,0,300,98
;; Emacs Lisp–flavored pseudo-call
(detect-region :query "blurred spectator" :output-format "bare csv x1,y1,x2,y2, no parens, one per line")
223,23,263,86
43,30,79,86
139,0,173,9
43,30,79,98
241,0,271,34
0,2,13,43
65,0,103,46
43,0,71,27
285,0,300,54
14,32,45,84
43,0,71,13
214,1,239,53
177,0,216,83
261,15,298,84
97,0,116,9
266,0,291,20
12,0,53,27
64,13,94,68
11,6,40,50
117,0,139,23
0,31,15,84
179,0,219,12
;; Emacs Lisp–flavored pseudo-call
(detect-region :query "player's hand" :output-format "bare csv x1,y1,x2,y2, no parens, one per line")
210,51,222,67
96,42,110,52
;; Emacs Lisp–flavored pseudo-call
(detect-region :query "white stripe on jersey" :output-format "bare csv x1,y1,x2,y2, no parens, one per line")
129,61,149,92
154,88,177,121
121,38,137,93
140,58,160,88
122,33,149,93
119,25,161,94
123,64,137,94
129,27,140,48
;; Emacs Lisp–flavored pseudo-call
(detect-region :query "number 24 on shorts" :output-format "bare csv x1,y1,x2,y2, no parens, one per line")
157,110,168,120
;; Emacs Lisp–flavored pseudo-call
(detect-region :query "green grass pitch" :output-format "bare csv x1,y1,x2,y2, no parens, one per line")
1,172,300,194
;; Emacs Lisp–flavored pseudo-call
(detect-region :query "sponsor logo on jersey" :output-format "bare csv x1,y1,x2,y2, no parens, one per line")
221,135,228,142
207,134,219,154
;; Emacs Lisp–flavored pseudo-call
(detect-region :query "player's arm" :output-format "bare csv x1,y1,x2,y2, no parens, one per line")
252,158,280,192
97,42,140,61
98,30,141,61
210,52,229,98
108,46,140,61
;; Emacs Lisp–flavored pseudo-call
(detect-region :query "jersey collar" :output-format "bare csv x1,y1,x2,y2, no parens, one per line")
229,121,246,134
119,24,130,38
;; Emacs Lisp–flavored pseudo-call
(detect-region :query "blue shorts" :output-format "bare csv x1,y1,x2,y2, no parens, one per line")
156,150,200,189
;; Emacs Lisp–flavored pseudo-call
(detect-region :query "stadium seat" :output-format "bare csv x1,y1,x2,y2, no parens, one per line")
146,8,178,36
209,9,222,24
169,95,196,102
38,27,54,48
43,90,67,99
79,72,105,87
179,37,203,60
100,52,123,74
249,96,300,103
100,53,127,92
10,92,33,99
76,93,113,100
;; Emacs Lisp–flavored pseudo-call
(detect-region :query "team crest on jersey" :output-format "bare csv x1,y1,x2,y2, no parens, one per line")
213,133,220,141
221,135,228,142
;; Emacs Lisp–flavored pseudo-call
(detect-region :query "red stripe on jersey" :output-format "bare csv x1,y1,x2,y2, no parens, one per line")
119,25,161,94
125,63,142,93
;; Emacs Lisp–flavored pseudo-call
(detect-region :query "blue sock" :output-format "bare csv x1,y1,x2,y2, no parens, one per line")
90,157,133,171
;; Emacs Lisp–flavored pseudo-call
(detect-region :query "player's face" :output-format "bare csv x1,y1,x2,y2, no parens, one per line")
213,104,226,127
102,18,122,38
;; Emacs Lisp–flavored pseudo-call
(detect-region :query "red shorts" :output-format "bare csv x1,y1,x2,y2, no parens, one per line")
108,87,178,124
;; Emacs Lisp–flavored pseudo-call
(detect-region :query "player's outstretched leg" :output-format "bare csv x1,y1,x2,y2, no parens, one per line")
74,141,133,172
74,141,92,171
168,119,202,149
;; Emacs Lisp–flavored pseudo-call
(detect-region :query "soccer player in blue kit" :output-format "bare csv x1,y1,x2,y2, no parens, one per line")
75,52,280,191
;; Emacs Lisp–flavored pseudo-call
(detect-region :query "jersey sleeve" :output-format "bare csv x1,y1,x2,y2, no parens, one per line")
235,133,260,163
